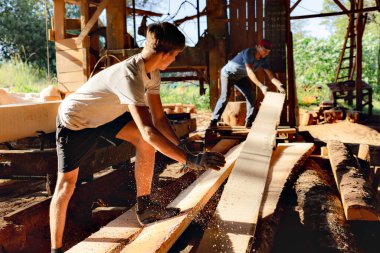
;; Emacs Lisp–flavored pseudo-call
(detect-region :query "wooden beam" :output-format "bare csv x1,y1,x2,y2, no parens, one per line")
119,144,243,252
173,8,206,26
53,0,65,40
196,92,285,253
126,7,162,17
327,140,380,220
333,0,349,14
249,143,315,253
107,0,126,50
290,0,302,13
76,0,110,45
291,6,378,19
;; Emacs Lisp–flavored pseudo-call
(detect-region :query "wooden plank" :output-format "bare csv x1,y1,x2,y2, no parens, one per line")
57,71,86,83
65,18,81,30
119,144,243,253
253,143,315,253
76,0,111,45
58,81,84,93
56,58,83,73
66,208,141,253
171,118,197,138
196,92,285,253
55,37,89,51
0,101,60,143
56,48,86,62
327,140,380,220
210,139,239,154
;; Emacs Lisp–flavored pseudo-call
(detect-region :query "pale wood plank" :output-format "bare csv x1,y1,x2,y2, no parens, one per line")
66,208,141,253
56,48,86,62
58,81,84,94
210,139,240,154
196,92,285,253
119,144,243,253
0,101,60,142
55,37,89,51
57,71,86,83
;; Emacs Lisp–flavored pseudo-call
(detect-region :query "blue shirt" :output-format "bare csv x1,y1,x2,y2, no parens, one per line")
221,47,271,77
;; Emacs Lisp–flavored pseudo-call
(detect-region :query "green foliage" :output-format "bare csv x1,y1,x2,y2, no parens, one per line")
0,56,56,93
160,82,210,111
0,0,55,72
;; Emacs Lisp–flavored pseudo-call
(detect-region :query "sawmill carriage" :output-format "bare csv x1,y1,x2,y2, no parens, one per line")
0,0,379,252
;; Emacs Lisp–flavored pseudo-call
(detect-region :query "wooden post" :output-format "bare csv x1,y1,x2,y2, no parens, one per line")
53,0,65,40
106,0,126,51
80,0,90,79
255,0,265,108
285,0,297,126
355,0,364,111
207,0,227,109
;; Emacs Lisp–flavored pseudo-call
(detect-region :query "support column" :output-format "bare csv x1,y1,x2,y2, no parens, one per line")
106,0,126,51
207,0,227,109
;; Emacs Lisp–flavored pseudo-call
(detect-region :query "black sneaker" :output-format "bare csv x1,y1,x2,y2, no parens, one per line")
245,121,253,128
136,201,180,225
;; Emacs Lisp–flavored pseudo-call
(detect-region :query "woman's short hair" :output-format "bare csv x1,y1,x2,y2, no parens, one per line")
146,22,186,53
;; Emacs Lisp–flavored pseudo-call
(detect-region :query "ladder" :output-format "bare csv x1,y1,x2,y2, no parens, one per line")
334,7,367,83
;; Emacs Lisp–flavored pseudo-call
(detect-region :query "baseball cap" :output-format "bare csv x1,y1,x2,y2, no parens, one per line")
258,39,272,50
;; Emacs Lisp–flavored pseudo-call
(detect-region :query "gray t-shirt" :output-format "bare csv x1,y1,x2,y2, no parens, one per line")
221,47,271,77
58,53,160,130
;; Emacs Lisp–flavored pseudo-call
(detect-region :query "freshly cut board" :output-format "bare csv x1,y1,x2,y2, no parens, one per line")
119,143,243,253
196,92,285,253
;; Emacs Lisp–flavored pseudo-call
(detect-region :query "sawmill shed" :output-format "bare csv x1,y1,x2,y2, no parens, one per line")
0,0,380,253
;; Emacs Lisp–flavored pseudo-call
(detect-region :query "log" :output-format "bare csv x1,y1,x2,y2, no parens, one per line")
253,143,315,253
221,101,247,126
196,92,285,253
323,109,344,123
294,159,359,252
327,140,380,220
118,144,243,253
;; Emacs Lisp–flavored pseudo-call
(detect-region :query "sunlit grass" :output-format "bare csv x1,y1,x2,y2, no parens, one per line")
0,57,56,93
160,81,211,112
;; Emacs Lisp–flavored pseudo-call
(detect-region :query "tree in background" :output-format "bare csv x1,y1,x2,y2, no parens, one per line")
292,0,379,108
0,0,55,72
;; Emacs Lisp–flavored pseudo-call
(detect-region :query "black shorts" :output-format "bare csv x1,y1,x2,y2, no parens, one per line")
56,111,133,173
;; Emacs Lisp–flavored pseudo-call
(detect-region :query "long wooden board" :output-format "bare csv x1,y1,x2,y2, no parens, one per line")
253,143,314,253
0,101,60,143
66,208,141,253
119,144,243,253
196,92,285,253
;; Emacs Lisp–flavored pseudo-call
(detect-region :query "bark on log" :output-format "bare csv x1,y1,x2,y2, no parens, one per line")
327,140,380,220
294,159,359,253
